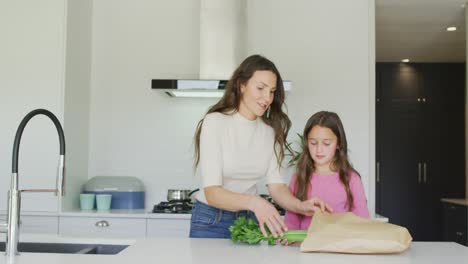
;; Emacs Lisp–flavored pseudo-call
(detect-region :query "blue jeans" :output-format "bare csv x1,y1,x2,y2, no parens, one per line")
189,200,257,238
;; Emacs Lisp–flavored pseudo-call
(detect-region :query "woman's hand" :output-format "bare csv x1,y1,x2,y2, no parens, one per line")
248,196,287,238
297,196,333,216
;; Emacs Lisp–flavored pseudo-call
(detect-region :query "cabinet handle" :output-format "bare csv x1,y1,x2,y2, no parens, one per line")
418,163,422,183
423,162,427,183
376,162,380,183
95,220,110,228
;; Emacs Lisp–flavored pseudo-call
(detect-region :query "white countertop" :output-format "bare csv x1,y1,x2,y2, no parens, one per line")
441,198,468,206
2,210,388,221
0,235,467,264
60,210,192,219
0,210,192,219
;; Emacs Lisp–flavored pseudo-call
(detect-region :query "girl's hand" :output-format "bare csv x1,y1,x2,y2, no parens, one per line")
249,196,288,238
298,196,333,216
277,238,290,246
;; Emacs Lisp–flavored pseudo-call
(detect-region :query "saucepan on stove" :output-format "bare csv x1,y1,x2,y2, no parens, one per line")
167,188,199,202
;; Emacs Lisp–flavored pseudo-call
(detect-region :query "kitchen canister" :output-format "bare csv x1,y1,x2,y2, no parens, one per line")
83,176,145,209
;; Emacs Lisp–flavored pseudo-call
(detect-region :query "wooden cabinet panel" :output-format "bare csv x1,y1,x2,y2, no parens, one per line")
146,218,190,238
443,202,467,246
59,216,146,238
376,63,466,241
3,213,192,238
0,214,59,234
21,215,59,234
377,63,424,239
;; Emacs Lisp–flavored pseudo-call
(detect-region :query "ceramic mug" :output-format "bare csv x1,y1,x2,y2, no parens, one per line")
96,194,112,211
80,193,95,210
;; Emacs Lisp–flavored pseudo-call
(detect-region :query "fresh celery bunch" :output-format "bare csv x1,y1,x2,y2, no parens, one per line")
229,216,307,245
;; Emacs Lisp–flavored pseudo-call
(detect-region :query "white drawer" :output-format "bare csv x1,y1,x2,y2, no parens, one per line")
21,215,59,234
0,214,58,234
59,216,146,238
146,218,190,238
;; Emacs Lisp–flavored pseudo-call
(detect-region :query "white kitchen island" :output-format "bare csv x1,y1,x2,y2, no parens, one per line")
0,235,467,264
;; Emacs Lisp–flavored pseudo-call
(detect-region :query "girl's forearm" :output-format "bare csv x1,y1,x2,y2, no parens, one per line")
268,183,302,213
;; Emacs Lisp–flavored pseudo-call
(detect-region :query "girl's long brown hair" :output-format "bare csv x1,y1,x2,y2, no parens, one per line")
194,54,292,169
294,111,357,211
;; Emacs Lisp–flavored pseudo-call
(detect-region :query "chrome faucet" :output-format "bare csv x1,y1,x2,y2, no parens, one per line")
2,109,66,256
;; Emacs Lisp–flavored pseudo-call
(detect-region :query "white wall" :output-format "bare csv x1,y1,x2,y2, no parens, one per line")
246,0,375,213
88,0,205,205
465,6,468,199
369,0,376,214
62,0,93,211
0,0,67,211
88,0,376,213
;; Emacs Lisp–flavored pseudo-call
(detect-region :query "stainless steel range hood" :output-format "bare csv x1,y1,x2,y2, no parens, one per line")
151,79,291,98
151,0,291,98
152,79,228,98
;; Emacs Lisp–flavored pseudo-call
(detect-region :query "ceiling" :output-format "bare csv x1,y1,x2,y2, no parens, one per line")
376,0,466,62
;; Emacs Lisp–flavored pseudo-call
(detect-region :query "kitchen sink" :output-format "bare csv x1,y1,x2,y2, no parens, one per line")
0,242,128,255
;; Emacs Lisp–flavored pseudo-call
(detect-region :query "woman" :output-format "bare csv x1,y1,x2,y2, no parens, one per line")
190,54,331,239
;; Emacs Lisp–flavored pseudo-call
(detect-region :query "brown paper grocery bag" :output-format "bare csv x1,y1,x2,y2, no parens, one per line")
300,211,412,254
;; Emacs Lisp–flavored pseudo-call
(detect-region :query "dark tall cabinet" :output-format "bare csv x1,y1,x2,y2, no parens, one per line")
376,63,466,241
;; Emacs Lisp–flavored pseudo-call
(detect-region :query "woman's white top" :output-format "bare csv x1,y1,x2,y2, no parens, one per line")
196,112,284,204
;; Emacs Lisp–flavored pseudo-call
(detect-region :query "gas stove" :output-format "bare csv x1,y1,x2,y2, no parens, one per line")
152,200,193,214
152,196,284,215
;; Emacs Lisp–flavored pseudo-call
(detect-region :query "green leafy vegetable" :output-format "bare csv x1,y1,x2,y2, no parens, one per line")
229,216,307,245
286,133,305,167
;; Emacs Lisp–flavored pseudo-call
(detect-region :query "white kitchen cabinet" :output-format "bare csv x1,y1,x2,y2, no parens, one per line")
20,215,59,234
146,218,190,238
0,0,70,213
3,211,191,238
0,214,59,234
59,216,146,238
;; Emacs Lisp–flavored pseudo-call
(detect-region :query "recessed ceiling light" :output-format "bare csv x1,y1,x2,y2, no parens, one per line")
447,26,457,31
401,59,410,63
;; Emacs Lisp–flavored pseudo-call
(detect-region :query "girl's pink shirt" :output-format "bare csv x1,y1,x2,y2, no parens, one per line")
284,171,370,230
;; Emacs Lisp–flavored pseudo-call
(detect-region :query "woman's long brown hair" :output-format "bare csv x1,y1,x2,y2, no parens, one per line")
294,111,357,211
194,54,292,169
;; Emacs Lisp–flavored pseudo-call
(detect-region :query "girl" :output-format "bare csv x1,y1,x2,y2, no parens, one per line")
190,55,331,239
285,111,369,231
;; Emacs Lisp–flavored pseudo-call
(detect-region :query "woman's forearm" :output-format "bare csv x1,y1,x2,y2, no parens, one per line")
204,186,258,212
268,183,332,216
